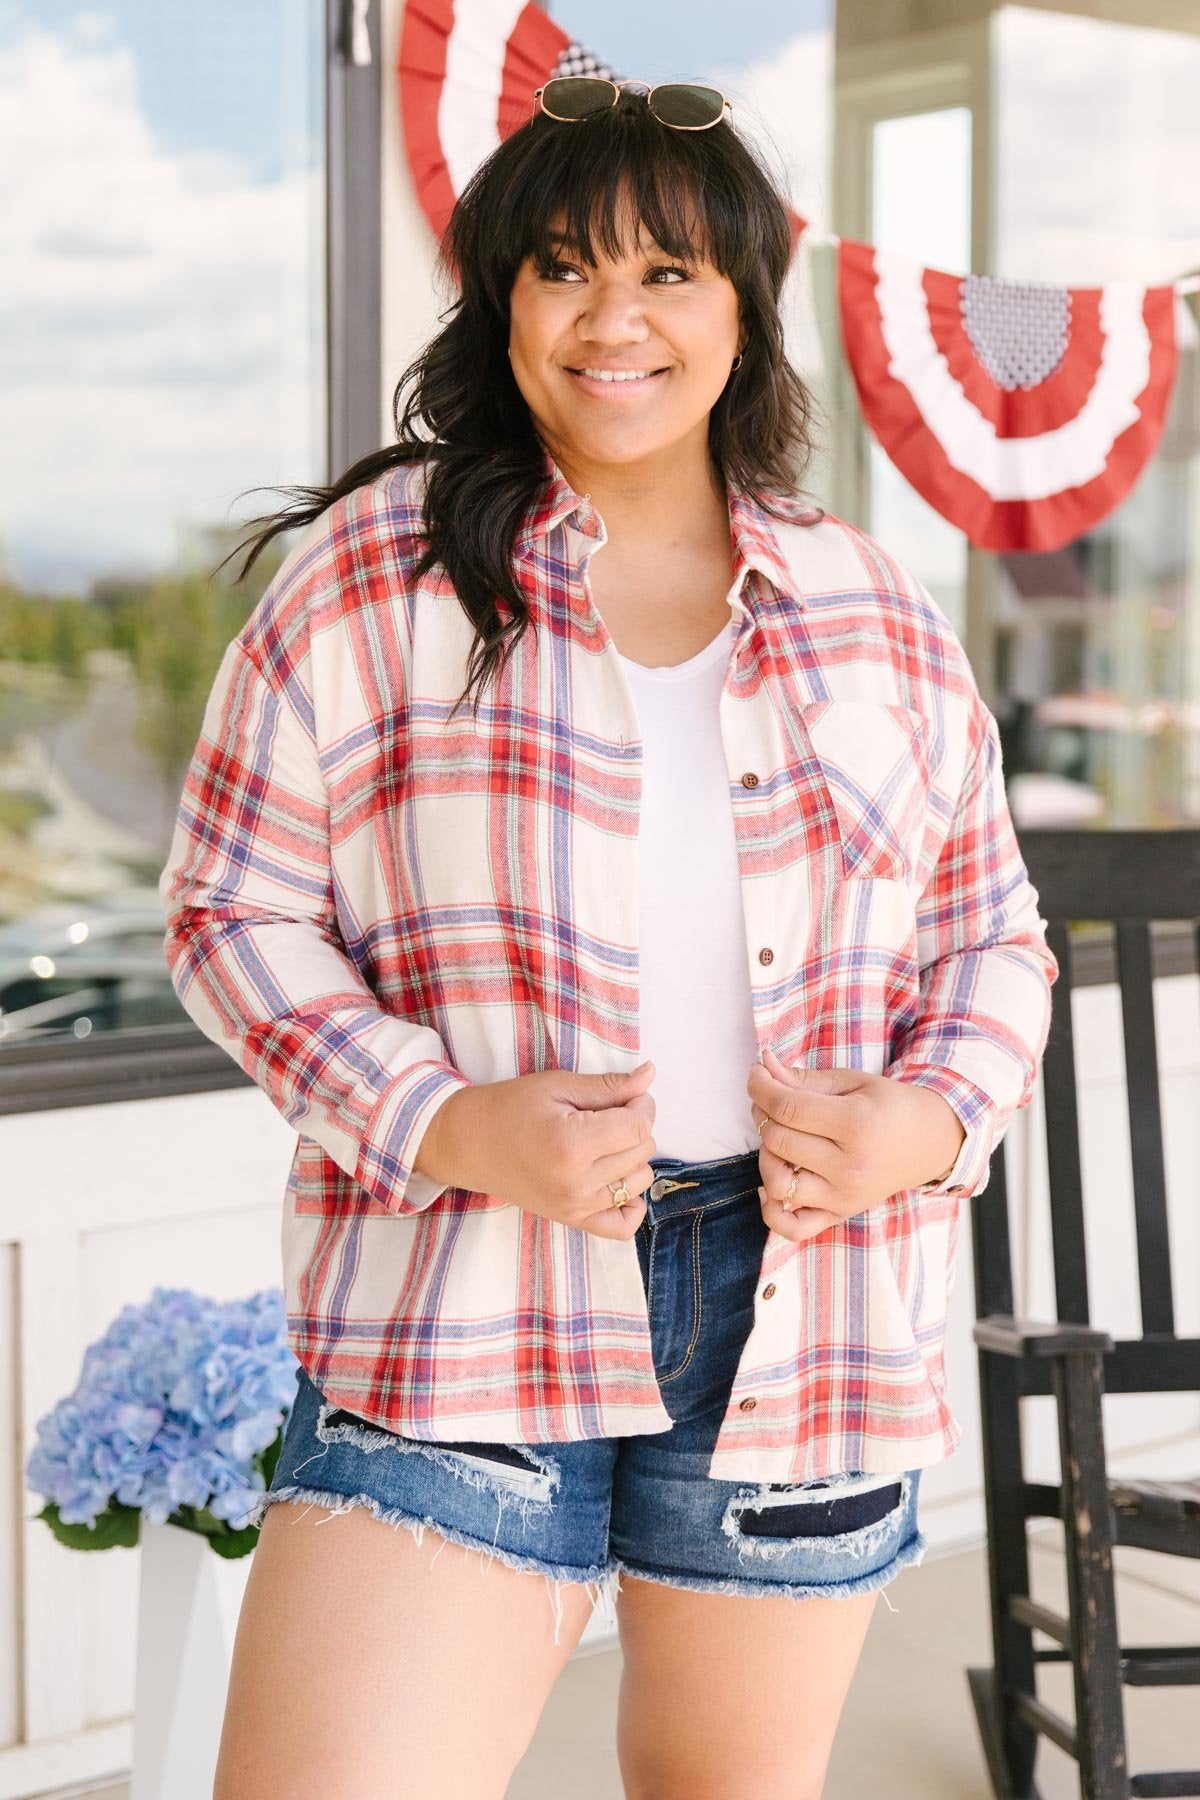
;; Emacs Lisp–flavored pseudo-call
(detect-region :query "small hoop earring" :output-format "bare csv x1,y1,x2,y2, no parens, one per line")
730,352,743,371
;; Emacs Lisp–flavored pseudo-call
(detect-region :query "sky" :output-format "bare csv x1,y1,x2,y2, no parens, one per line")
550,0,829,71
0,0,317,183
5,2,1200,598
0,2,324,593
561,0,833,227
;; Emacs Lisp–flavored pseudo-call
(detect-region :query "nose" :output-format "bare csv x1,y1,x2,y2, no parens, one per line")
574,277,651,348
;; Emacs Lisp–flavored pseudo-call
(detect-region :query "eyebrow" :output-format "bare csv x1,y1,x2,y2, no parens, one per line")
543,228,680,257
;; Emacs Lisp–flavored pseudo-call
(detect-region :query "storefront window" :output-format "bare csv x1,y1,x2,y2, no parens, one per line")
0,2,327,1048
990,6,1200,828
869,105,972,640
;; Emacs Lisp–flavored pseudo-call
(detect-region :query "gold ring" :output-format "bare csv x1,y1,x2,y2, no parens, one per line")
608,1179,630,1208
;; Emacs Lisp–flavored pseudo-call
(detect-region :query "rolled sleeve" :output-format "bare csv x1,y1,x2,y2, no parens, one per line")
159,619,472,1217
891,1066,996,1198
887,698,1056,1199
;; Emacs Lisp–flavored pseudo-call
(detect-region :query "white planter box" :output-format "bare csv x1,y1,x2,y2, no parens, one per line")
130,1521,252,1800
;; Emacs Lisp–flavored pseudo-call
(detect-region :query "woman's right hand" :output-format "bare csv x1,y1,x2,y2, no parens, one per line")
413,1061,657,1239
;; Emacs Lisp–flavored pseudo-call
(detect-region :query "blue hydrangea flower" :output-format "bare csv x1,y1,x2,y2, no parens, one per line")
25,1286,299,1534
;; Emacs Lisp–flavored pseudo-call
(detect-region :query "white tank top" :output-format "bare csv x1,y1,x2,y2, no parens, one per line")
617,619,761,1161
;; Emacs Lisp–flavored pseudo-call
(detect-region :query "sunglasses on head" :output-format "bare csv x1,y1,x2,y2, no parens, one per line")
533,76,731,132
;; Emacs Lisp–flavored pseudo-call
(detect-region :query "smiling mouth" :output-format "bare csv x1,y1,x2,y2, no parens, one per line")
565,366,670,384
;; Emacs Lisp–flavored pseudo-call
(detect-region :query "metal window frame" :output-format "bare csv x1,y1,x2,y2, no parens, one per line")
0,0,382,1118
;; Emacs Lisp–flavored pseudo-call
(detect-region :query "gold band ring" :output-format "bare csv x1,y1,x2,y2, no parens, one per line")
608,1179,630,1208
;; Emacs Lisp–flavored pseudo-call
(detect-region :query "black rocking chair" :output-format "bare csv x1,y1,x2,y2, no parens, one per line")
969,829,1200,1800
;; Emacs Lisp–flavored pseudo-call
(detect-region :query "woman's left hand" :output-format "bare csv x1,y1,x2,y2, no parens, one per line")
747,1047,967,1244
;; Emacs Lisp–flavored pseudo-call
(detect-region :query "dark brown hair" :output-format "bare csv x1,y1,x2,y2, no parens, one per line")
219,93,825,715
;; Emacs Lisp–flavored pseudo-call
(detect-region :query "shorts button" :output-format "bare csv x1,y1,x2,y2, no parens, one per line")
739,1396,757,1412
762,1283,776,1300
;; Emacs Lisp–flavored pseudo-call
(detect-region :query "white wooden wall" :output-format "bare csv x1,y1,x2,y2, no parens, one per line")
1,976,1198,1796
0,1089,291,1799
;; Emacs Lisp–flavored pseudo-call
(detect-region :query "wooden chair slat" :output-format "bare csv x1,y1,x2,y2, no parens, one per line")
1115,920,1175,1337
972,1144,1013,1318
1041,919,1091,1324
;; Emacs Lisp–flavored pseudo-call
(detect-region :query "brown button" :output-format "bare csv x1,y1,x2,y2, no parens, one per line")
758,947,774,965
739,1396,757,1412
741,771,759,787
762,1283,776,1300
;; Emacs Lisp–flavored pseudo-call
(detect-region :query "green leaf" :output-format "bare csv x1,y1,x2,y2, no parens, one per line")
168,1503,260,1560
34,1500,141,1552
174,1504,223,1539
204,1522,259,1560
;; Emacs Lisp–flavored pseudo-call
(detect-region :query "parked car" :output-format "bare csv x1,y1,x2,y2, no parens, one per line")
0,892,184,1042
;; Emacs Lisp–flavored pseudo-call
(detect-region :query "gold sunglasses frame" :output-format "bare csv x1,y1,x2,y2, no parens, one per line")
531,76,732,132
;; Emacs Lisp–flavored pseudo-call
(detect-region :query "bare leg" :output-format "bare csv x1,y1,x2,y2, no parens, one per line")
214,1498,597,1800
615,1574,877,1800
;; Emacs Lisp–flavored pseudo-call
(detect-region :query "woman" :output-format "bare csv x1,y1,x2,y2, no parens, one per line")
161,79,1055,1800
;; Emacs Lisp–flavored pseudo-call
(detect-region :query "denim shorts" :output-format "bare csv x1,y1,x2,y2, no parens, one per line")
253,1148,926,1640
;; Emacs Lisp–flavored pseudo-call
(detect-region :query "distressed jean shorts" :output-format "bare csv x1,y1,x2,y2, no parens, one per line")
254,1148,926,1639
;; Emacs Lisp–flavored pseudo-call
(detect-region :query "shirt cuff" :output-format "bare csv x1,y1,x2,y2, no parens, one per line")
886,1064,997,1198
355,1060,474,1215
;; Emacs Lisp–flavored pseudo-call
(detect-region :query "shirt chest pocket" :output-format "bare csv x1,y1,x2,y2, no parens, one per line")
796,700,934,886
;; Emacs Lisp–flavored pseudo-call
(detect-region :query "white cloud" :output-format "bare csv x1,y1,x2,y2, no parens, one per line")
0,20,323,592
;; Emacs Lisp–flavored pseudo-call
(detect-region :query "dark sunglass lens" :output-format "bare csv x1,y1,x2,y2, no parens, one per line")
541,77,616,120
648,84,724,128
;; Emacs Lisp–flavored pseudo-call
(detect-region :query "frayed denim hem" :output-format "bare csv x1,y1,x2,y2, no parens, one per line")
611,1526,928,1608
247,1482,618,1646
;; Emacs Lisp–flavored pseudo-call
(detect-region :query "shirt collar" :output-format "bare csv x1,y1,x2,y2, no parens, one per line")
515,444,820,619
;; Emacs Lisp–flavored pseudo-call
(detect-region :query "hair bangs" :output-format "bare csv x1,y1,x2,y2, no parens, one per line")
478,101,759,307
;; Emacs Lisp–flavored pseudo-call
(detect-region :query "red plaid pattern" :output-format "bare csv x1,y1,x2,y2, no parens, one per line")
159,449,1055,1481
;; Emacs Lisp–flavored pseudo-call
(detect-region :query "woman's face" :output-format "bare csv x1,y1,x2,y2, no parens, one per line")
508,195,745,480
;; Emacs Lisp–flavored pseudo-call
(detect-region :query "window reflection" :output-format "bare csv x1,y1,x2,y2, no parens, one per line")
991,6,1200,828
869,106,972,639
0,2,326,1046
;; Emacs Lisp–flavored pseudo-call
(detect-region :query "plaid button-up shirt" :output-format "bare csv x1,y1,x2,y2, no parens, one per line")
159,450,1055,1482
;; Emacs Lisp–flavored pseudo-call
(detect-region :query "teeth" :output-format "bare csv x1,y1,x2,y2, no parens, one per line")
577,368,657,382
